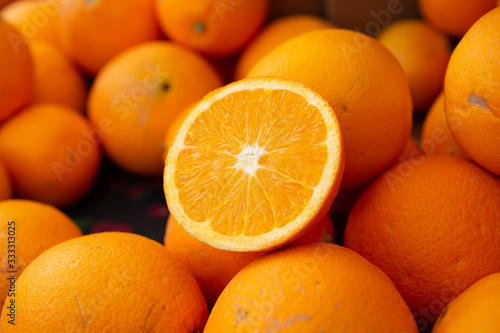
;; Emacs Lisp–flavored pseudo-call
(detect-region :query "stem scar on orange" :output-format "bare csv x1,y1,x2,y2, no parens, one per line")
155,0,269,56
164,77,345,252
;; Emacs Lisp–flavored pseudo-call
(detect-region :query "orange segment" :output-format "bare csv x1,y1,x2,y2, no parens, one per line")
165,77,344,251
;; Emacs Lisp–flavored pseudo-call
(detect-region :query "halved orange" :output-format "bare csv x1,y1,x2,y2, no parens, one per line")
164,77,344,251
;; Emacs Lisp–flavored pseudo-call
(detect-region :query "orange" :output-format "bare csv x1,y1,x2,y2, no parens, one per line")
205,243,419,332
378,19,451,112
58,0,160,75
344,154,500,330
432,272,500,333
0,19,33,122
164,77,345,252
248,29,412,188
0,160,11,201
164,214,334,306
162,101,196,162
0,104,101,207
155,0,268,56
235,14,334,80
419,0,496,38
0,199,82,311
444,7,500,176
1,0,59,46
30,40,87,112
421,92,469,158
0,232,208,332
331,138,422,224
89,41,223,176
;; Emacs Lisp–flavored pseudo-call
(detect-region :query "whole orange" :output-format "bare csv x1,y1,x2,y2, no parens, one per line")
0,199,82,311
248,29,412,188
155,0,268,56
30,40,87,112
378,19,451,112
419,0,496,38
0,232,208,332
58,0,161,75
0,160,11,201
1,0,59,46
89,41,223,175
164,214,334,306
444,7,500,176
235,14,335,80
0,19,33,122
205,243,418,332
432,272,500,333
0,104,101,207
421,92,469,158
344,154,500,330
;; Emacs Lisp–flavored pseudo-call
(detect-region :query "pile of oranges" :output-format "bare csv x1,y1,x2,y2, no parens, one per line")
0,0,499,332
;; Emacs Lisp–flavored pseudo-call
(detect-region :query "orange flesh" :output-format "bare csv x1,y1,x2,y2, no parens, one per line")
174,89,329,237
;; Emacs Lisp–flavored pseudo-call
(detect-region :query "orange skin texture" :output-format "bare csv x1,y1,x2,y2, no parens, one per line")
30,40,88,112
235,14,335,80
205,243,418,332
0,199,82,311
432,272,500,333
89,41,223,176
58,0,161,75
1,0,60,46
332,140,421,217
155,0,269,56
0,160,11,200
444,7,500,176
162,102,196,161
0,20,33,122
378,19,451,113
0,104,101,207
422,92,469,158
0,232,208,332
419,0,496,38
248,29,413,189
344,154,500,325
164,214,334,306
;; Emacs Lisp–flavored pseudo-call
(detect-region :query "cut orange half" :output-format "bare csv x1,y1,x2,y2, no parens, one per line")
164,77,344,251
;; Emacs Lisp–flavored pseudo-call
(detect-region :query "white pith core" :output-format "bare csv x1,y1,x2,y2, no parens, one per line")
233,144,266,177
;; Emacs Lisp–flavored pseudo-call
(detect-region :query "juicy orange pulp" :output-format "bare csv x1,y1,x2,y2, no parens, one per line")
165,78,344,251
